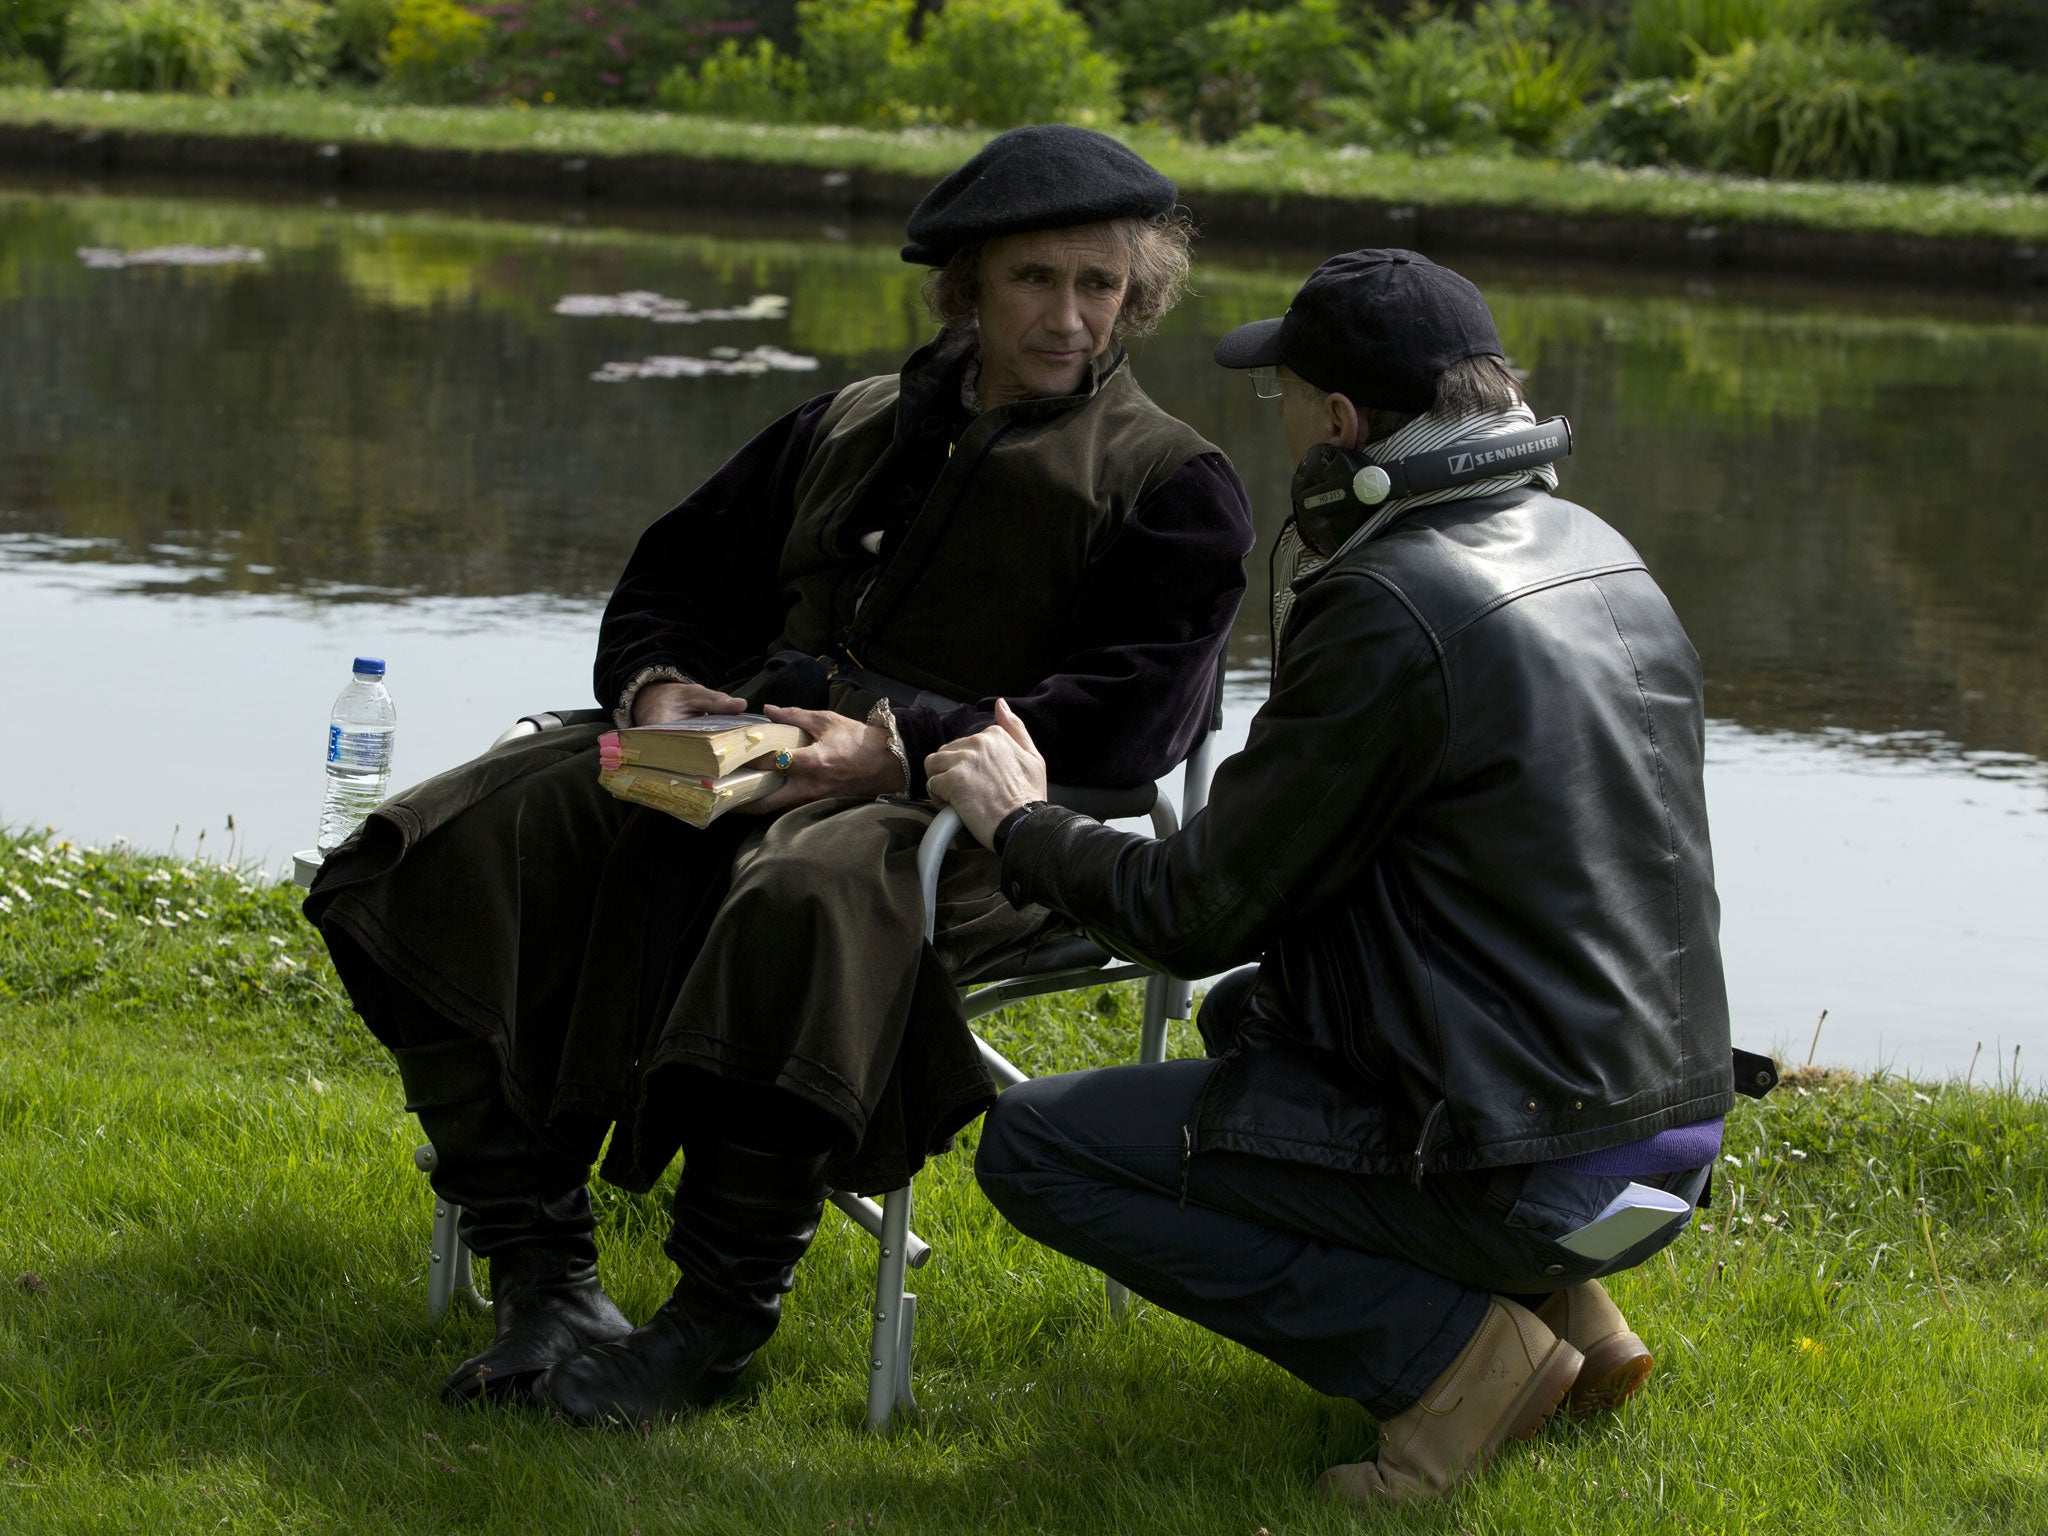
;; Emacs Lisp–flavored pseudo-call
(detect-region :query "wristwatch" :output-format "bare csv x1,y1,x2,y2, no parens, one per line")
992,800,1052,854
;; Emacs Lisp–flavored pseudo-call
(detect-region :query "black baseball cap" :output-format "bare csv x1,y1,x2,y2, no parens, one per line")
1212,249,1502,413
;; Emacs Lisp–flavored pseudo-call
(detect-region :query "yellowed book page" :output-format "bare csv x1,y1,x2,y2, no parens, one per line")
598,765,779,828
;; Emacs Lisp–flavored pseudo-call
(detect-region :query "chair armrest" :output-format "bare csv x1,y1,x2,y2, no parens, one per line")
917,806,966,944
490,707,612,751
916,782,1171,942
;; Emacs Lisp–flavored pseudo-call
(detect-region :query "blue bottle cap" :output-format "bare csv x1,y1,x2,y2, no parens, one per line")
352,656,387,677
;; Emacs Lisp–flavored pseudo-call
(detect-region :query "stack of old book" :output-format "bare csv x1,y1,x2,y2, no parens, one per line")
597,714,809,827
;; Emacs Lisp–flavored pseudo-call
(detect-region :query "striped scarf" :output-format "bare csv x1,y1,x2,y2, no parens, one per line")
1272,400,1561,656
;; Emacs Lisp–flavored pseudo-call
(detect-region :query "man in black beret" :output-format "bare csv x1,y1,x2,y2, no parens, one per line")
929,249,1735,1504
304,126,1253,1427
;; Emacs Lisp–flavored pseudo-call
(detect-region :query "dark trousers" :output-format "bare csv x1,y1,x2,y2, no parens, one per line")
976,1055,1695,1419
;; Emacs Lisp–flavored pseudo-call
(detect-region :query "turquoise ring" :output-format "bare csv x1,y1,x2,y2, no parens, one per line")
774,749,793,773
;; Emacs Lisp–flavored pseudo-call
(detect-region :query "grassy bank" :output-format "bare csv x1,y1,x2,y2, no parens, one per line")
2,824,2045,1534
5,86,2048,245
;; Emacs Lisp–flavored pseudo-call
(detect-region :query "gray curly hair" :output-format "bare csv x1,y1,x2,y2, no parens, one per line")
920,210,1196,340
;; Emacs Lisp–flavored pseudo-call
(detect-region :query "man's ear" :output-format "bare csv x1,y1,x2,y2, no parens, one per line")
1325,390,1367,452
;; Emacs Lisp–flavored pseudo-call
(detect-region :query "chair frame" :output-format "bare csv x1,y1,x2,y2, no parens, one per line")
295,709,1219,1431
857,741,1212,1430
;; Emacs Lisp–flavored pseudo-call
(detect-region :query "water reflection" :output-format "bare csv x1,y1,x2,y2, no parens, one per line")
1,178,2042,1075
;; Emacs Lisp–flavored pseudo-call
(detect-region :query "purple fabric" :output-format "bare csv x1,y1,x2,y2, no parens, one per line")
1549,1116,1725,1177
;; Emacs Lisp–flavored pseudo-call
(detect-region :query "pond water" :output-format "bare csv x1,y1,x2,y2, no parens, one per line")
2,176,2043,1080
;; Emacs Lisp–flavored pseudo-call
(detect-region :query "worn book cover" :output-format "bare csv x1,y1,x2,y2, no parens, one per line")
607,713,808,779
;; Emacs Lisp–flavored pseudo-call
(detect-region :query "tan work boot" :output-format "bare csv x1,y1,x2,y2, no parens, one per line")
1536,1279,1654,1416
1316,1297,1582,1508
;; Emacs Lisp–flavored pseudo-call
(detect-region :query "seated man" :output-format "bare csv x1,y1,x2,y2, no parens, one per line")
304,125,1253,1426
928,250,1732,1506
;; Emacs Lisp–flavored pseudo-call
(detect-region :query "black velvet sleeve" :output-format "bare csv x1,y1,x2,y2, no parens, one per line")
592,392,838,710
893,451,1255,794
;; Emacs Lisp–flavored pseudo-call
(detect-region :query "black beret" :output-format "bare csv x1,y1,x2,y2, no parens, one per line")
901,125,1176,266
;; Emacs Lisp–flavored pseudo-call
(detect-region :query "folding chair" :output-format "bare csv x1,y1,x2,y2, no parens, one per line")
859,741,1216,1430
294,700,1222,1426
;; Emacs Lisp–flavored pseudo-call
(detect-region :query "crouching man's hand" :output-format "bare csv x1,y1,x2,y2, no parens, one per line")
925,700,1049,850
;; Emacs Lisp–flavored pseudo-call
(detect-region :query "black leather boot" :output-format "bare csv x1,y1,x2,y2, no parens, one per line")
394,1040,633,1406
534,1139,830,1427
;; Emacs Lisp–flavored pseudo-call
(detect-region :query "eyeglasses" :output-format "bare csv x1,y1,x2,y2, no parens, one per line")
1249,365,1282,399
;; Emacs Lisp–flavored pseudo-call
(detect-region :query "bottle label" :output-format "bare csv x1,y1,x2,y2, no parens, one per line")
328,725,393,771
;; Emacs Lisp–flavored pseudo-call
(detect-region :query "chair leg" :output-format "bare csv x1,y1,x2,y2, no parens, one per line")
864,1185,920,1431
1138,970,1172,1067
414,1143,490,1318
830,1189,932,1269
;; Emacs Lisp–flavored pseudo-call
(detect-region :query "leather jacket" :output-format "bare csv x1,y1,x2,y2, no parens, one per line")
1002,486,1734,1180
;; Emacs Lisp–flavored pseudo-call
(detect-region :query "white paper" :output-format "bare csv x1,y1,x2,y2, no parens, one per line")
1555,1181,1694,1260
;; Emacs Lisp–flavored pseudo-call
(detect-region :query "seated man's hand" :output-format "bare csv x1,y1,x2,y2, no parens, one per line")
633,681,749,727
741,704,906,813
925,700,1049,850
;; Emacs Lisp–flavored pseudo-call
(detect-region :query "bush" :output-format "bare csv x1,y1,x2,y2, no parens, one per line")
1078,0,1257,124
653,0,919,126
915,0,1121,129
656,36,805,119
0,0,74,75
1863,0,2048,73
1568,74,1695,164
1475,0,1609,153
381,0,488,101
1328,7,1500,153
1573,35,2048,186
468,0,753,107
1686,33,1920,181
1318,1,1606,155
64,0,248,94
227,0,334,88
0,52,54,88
1909,55,2048,187
327,0,397,80
1622,0,1832,81
1175,0,1356,141
659,0,1119,130
794,0,918,126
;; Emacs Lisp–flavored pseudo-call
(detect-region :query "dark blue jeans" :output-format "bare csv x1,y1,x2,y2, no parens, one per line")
975,1055,1695,1418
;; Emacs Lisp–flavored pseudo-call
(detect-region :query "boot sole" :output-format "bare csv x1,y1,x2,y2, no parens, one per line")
1484,1340,1583,1465
1567,1331,1654,1416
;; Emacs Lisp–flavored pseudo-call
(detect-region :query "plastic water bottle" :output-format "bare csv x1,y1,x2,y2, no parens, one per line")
317,657,396,853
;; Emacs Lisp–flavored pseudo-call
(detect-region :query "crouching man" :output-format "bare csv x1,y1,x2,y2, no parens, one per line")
926,250,1734,1506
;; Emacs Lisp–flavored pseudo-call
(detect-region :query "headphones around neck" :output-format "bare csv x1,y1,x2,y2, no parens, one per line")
1290,416,1574,554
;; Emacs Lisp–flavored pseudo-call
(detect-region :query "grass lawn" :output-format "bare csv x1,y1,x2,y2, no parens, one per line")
2,824,2044,1533
3,86,2048,245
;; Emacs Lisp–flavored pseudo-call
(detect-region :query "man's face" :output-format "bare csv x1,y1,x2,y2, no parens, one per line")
1275,364,1355,463
973,225,1129,407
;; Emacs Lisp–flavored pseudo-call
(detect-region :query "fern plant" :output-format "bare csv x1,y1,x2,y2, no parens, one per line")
1688,33,1919,181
